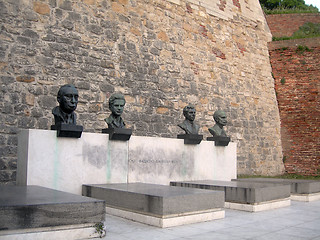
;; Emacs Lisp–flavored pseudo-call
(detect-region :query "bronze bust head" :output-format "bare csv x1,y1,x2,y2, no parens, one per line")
52,84,79,125
105,93,126,129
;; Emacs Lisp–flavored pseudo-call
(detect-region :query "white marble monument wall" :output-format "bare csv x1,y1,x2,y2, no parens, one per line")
17,129,128,195
128,136,237,184
17,129,237,195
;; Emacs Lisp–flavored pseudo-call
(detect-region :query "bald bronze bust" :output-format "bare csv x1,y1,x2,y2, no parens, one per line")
52,84,79,125
208,110,227,137
51,84,83,138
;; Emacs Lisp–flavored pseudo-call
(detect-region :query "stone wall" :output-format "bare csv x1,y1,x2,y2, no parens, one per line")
0,0,284,183
269,43,320,175
266,13,320,38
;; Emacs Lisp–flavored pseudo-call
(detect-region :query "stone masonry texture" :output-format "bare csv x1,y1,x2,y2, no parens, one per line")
0,0,284,183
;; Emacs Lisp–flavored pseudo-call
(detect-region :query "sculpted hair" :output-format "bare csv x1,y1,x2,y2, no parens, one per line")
183,104,195,117
57,84,78,100
109,93,126,109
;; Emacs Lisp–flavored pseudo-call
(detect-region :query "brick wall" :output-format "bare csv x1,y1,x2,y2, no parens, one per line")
269,44,320,175
268,37,320,51
266,13,320,38
0,0,284,183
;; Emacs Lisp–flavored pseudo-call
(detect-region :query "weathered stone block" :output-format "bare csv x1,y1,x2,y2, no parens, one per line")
234,178,320,194
0,185,105,230
171,180,291,204
59,0,73,11
33,2,50,15
82,183,224,216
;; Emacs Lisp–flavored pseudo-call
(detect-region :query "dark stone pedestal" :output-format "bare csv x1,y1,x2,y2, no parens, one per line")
82,183,224,217
171,180,291,204
102,128,132,141
0,185,105,231
207,136,230,146
51,123,83,138
233,178,320,194
177,134,203,144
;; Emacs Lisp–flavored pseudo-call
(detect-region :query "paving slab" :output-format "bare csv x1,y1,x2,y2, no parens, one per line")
0,185,105,231
171,180,291,211
82,183,225,227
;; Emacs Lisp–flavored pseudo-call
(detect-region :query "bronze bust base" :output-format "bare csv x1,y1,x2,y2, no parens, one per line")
102,128,132,141
207,136,230,146
177,134,203,144
51,123,83,138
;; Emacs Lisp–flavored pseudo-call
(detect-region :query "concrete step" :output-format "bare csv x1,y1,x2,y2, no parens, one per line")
171,180,291,212
82,183,225,227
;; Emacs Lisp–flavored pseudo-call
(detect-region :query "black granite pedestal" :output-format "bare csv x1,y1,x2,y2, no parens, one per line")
102,128,132,141
177,134,203,144
51,123,83,138
207,136,230,146
0,185,105,231
233,178,320,201
82,183,225,227
171,180,291,212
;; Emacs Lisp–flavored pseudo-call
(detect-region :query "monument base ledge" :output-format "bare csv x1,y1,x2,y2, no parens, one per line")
106,207,225,228
291,193,320,202
225,198,291,212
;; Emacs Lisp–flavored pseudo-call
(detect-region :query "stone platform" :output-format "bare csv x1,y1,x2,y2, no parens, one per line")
82,183,225,228
0,185,105,239
170,180,291,212
234,178,320,201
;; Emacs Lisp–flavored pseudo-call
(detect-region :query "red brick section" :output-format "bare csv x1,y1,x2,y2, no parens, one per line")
266,13,320,38
232,0,241,9
269,45,320,175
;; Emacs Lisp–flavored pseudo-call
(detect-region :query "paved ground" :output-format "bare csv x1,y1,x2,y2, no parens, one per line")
102,200,320,240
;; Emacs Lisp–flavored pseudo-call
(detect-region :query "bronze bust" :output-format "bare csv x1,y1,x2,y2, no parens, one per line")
208,110,227,137
105,93,126,129
178,104,200,134
52,84,79,125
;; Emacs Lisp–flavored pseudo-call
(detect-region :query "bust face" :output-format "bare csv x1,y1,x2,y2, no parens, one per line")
184,108,196,121
216,112,227,126
110,99,125,116
58,86,79,114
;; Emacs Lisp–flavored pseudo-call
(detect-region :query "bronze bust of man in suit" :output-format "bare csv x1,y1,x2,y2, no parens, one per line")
52,84,79,125
178,104,200,134
208,110,227,137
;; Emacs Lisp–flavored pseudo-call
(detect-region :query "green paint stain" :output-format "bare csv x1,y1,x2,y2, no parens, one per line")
106,142,111,182
53,138,59,189
125,141,129,182
181,148,187,176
